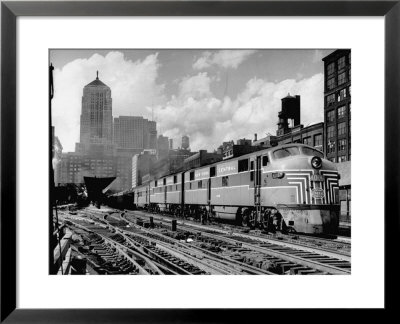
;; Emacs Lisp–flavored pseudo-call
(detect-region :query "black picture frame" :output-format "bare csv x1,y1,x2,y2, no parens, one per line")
1,1,399,322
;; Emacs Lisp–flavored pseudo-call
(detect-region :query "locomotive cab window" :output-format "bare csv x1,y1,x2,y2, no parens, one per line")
273,147,300,159
301,147,324,158
238,159,249,172
210,166,216,177
262,155,269,166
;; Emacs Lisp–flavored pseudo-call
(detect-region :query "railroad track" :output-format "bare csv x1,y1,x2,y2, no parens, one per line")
128,209,351,258
60,207,351,275
119,210,351,275
61,211,255,274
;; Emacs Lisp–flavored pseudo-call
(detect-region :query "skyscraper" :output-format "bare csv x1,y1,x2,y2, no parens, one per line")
113,116,157,150
80,71,113,146
181,135,190,150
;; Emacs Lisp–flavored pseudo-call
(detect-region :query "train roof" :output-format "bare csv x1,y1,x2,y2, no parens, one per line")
156,143,323,179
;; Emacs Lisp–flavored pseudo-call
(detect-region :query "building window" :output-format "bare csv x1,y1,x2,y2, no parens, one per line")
326,93,336,106
222,176,229,187
338,122,347,136
338,155,347,162
327,125,335,139
338,106,346,119
338,88,347,102
338,56,346,70
338,139,347,151
238,159,249,172
327,77,336,90
314,134,323,148
327,62,335,76
327,140,336,154
327,110,335,122
338,72,347,85
303,137,311,146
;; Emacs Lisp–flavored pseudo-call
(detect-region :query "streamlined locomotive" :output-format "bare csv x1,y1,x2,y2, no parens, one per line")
130,144,340,234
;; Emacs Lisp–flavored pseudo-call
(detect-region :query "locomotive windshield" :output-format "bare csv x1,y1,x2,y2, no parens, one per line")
273,146,324,160
273,147,300,159
301,147,324,158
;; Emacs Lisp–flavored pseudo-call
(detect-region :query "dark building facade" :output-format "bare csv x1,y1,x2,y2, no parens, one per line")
221,139,261,160
183,150,222,170
323,49,351,163
277,123,324,152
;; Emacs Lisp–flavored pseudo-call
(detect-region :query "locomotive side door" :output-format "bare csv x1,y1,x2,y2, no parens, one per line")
181,173,185,209
207,178,211,203
254,156,262,223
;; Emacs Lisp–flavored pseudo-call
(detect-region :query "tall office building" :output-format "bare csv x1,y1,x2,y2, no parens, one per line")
181,135,190,150
147,121,158,149
113,116,157,150
79,71,113,146
323,50,351,162
157,135,169,159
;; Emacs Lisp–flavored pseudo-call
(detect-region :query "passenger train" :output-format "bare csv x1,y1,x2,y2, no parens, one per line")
111,144,340,234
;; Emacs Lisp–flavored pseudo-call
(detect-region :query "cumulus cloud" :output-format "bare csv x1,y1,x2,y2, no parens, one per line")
154,72,324,152
52,51,165,152
53,50,323,154
193,50,257,70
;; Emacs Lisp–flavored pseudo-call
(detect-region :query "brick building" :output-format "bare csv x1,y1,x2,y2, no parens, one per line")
323,49,351,162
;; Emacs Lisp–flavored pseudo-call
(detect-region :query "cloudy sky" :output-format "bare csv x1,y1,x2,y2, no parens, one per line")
50,49,333,153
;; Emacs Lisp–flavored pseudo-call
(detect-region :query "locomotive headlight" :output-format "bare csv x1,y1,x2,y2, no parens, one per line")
311,156,322,169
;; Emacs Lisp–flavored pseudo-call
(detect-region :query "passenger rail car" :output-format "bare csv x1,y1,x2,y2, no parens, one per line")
128,144,340,234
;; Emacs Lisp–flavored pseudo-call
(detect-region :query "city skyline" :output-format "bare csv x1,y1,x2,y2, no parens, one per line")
51,49,333,153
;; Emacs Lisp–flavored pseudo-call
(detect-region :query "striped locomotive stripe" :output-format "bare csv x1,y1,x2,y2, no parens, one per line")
320,171,339,204
286,171,312,204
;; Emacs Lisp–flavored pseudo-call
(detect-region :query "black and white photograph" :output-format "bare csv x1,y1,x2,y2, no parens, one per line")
50,49,351,276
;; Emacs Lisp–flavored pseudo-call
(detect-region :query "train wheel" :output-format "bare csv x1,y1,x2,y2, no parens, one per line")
261,210,271,231
241,210,249,227
248,211,257,229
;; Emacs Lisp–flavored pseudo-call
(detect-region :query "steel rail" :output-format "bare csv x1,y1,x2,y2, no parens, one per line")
130,210,351,262
124,211,350,275
63,218,152,275
119,216,274,275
